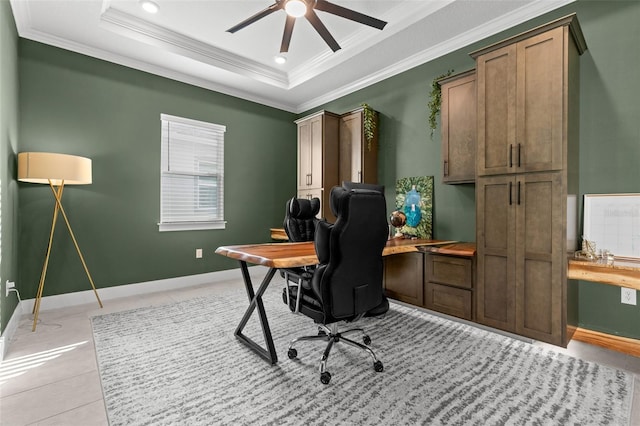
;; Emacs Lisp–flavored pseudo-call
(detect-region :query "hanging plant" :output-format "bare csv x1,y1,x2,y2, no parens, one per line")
361,103,376,151
427,69,454,139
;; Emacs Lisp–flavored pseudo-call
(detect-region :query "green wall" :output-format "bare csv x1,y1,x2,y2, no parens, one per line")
7,0,640,340
1,0,20,334
309,0,640,339
18,40,296,300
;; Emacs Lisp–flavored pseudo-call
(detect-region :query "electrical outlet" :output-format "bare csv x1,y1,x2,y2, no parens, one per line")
621,287,637,305
5,280,15,297
195,248,203,259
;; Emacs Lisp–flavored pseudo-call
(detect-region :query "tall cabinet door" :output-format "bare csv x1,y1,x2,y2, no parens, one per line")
477,44,516,177
338,108,378,185
516,27,564,173
297,120,312,191
515,172,564,345
440,70,477,184
309,115,324,188
339,110,363,183
476,175,517,332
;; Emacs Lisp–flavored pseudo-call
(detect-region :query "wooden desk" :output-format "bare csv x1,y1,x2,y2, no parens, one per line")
215,238,455,364
567,257,640,357
568,258,640,290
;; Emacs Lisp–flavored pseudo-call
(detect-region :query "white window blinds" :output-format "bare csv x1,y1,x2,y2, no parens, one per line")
159,114,226,232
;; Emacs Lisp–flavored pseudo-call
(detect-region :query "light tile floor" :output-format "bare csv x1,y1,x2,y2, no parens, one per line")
1,277,639,425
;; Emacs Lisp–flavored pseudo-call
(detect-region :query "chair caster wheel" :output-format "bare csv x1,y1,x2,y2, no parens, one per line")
363,335,371,345
320,371,331,384
287,348,297,359
374,360,383,372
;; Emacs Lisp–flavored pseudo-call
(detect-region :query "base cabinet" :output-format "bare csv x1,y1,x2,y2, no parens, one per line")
383,252,424,306
425,253,475,321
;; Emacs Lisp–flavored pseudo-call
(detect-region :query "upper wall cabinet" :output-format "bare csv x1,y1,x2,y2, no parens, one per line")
473,17,587,177
295,111,340,221
338,107,378,186
439,70,477,184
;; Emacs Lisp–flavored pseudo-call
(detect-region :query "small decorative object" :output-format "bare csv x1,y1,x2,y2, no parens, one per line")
395,176,433,239
427,69,454,139
361,103,376,151
404,185,422,227
389,210,406,238
575,236,598,260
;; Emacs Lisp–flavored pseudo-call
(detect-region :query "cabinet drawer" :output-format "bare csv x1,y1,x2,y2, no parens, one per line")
424,283,472,320
426,254,473,289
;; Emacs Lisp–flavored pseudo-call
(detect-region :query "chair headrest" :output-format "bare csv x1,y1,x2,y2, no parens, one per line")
329,182,384,218
329,185,384,218
288,197,320,220
341,181,384,194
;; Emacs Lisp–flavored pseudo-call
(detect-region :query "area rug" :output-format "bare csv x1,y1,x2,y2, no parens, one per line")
91,285,633,425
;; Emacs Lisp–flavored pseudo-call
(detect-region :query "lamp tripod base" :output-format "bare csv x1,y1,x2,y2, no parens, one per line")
32,181,103,332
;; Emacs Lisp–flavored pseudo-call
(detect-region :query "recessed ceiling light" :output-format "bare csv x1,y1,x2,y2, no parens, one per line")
284,0,306,18
140,0,159,14
274,54,287,64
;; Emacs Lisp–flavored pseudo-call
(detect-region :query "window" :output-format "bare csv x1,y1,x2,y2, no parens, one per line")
159,114,226,232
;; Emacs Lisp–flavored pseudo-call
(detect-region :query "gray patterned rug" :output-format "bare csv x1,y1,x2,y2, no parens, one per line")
91,284,633,425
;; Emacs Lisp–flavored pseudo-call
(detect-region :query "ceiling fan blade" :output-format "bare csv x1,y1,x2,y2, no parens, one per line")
226,2,282,33
314,0,387,30
280,15,296,53
306,9,341,52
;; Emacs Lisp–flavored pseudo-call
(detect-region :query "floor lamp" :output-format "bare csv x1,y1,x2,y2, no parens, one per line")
17,152,103,331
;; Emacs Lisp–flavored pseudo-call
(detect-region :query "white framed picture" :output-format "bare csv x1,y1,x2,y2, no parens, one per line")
583,193,640,260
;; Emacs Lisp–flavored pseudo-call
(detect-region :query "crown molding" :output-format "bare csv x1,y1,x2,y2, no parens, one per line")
99,7,289,89
296,0,576,112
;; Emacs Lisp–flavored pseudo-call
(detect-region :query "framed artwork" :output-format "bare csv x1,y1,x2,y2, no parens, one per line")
583,193,640,260
395,176,433,239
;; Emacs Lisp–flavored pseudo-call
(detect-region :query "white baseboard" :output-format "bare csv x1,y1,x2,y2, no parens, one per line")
1,265,266,361
0,299,24,362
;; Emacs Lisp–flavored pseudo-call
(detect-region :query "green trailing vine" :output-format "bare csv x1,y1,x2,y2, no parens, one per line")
427,69,454,138
361,103,376,151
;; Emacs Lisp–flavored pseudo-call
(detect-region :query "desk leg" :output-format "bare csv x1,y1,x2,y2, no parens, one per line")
235,262,278,364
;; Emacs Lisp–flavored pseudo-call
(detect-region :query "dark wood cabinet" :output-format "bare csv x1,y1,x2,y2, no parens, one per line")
295,111,340,221
425,251,475,321
383,252,424,306
439,70,476,184
472,15,586,346
338,108,378,185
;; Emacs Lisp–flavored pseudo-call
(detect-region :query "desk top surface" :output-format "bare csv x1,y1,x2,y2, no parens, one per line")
216,238,456,269
568,257,640,290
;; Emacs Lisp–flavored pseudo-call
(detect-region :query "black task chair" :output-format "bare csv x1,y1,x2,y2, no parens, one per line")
282,184,389,384
283,197,320,242
281,197,320,312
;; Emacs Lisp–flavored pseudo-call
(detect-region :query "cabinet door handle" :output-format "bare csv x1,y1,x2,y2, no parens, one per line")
358,171,362,182
517,181,521,205
509,181,513,205
517,144,521,168
509,144,513,168
444,160,449,176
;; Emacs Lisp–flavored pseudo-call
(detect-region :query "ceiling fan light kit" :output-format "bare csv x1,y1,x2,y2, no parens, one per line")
285,0,307,18
227,0,387,53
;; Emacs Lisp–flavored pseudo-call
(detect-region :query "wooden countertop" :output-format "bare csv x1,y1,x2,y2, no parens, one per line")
216,238,456,269
568,257,640,290
420,242,476,257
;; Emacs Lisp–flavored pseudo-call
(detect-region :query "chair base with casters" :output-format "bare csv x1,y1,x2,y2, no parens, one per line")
286,322,384,385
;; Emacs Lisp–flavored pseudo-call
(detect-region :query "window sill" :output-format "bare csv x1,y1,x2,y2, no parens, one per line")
158,221,226,232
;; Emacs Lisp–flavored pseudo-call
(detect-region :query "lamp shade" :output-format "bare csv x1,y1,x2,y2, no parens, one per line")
18,152,92,185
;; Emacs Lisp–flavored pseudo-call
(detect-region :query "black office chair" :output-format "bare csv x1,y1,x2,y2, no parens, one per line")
281,197,320,312
283,197,320,242
282,184,388,384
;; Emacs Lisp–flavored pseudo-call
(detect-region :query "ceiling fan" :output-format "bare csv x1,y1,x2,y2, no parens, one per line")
226,0,388,53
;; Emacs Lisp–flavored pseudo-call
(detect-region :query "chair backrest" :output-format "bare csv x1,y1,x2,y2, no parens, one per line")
283,197,320,242
313,184,388,320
